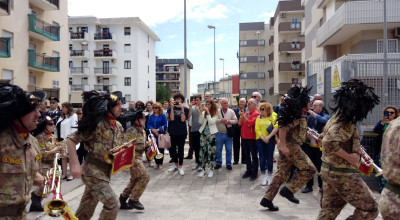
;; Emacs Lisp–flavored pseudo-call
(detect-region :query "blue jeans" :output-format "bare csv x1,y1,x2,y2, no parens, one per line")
216,133,233,166
256,139,275,174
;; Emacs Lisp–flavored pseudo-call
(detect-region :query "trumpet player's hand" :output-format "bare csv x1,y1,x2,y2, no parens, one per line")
281,146,290,157
348,153,361,166
33,172,45,186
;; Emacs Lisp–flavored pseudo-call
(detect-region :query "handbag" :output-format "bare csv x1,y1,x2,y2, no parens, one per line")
221,109,235,137
158,127,171,149
266,116,276,144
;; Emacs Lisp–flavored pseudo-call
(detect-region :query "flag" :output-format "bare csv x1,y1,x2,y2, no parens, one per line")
111,141,135,176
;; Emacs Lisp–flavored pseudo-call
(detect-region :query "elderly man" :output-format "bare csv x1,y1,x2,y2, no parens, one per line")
239,98,260,181
252,92,262,107
313,94,329,115
204,92,212,101
301,100,330,193
215,98,238,170
128,101,136,112
233,98,247,164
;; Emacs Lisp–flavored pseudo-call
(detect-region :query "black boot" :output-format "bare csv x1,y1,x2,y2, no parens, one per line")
29,192,44,212
128,199,144,210
260,198,279,211
119,195,133,210
279,186,299,204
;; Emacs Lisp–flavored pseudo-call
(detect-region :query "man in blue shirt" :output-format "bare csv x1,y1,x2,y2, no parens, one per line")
302,100,330,193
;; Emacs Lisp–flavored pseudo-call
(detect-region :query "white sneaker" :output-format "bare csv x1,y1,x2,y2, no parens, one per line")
208,170,214,178
178,167,184,176
164,149,169,155
197,166,203,171
261,175,267,186
266,175,272,185
168,165,177,172
199,169,206,177
192,163,199,170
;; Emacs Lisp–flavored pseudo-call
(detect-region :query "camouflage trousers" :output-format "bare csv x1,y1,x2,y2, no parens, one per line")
33,164,51,197
121,161,150,201
378,187,400,220
317,170,378,220
0,213,27,220
75,175,119,220
264,145,316,201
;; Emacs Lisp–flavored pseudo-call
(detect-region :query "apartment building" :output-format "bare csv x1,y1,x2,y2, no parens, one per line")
239,22,274,102
0,0,69,101
269,0,305,105
156,58,193,99
197,81,219,95
68,16,160,106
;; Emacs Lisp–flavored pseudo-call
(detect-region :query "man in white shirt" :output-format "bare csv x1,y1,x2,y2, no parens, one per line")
252,92,262,107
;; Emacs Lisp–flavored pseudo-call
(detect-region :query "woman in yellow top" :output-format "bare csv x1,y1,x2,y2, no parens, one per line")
255,102,278,186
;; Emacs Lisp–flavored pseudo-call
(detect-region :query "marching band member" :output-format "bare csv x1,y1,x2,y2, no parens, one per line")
0,83,45,219
379,116,400,219
120,109,150,210
317,79,379,220
66,91,124,220
260,86,316,211
29,115,63,212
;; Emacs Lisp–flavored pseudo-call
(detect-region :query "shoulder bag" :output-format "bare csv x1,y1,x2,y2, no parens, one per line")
221,109,235,137
158,126,171,149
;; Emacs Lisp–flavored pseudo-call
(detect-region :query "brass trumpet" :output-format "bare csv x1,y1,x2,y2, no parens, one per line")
148,130,163,160
104,138,136,164
360,147,383,177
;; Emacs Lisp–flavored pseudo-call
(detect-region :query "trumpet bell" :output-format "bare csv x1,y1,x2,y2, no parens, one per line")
44,199,68,217
155,153,164,160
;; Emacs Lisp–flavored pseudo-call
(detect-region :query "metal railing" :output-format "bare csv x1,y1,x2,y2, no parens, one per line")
70,50,86,56
71,84,87,91
94,32,112,40
28,14,60,40
70,67,89,74
70,32,85,39
94,67,116,74
28,49,60,71
93,49,113,57
94,84,112,91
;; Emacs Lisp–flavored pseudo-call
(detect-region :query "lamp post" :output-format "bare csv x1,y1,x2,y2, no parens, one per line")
256,31,260,92
208,25,216,94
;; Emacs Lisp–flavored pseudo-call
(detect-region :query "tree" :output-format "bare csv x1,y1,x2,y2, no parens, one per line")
156,83,171,103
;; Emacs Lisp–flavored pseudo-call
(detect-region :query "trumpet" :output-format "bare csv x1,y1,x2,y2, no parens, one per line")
148,130,163,160
104,138,136,164
360,146,383,177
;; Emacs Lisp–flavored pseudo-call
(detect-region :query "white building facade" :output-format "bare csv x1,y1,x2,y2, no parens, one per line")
68,16,160,106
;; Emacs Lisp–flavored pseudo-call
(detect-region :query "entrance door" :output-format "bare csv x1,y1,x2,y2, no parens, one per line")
103,61,109,74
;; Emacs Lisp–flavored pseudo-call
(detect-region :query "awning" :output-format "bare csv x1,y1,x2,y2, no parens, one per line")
70,92,83,104
164,64,179,67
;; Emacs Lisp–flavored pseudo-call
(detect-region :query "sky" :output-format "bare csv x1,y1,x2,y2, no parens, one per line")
68,0,280,95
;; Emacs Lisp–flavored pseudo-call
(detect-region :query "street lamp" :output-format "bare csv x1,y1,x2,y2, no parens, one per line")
256,31,260,92
208,25,216,94
219,58,224,80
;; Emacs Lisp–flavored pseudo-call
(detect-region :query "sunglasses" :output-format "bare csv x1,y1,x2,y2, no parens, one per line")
153,107,158,109
251,96,257,98
260,108,265,111
386,111,395,114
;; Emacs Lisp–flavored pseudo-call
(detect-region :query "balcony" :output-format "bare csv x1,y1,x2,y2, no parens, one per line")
69,67,89,75
156,76,180,82
93,32,116,42
269,87,274,96
239,89,265,96
0,37,11,58
93,67,117,76
268,70,274,78
69,32,89,42
279,42,305,53
279,22,301,33
0,0,9,15
93,49,117,59
269,53,274,62
239,40,265,47
279,83,301,94
240,72,265,79
70,50,89,59
29,0,59,10
70,84,89,91
28,49,60,72
156,66,180,73
316,0,400,47
28,13,60,41
94,84,116,92
269,36,274,46
239,56,265,63
169,86,180,92
279,62,305,72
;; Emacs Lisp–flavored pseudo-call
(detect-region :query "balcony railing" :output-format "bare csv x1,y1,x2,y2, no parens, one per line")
0,0,9,15
157,77,180,81
94,32,113,40
279,22,301,32
29,0,59,10
240,89,265,96
316,0,400,46
70,50,89,58
71,84,87,91
279,42,305,52
69,67,89,75
70,32,88,40
240,72,265,79
239,40,265,47
279,62,305,72
239,56,265,63
94,84,113,91
28,13,60,41
94,67,117,75
279,83,301,94
0,37,11,58
28,49,60,72
93,49,115,57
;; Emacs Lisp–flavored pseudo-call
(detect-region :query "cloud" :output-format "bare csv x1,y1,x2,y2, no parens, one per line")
167,35,177,39
192,34,225,47
259,11,275,23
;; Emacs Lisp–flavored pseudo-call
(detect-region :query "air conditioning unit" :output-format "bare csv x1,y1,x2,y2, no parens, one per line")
281,13,286,18
394,27,400,38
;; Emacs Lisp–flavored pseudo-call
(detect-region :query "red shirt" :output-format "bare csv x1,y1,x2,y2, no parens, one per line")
240,109,260,139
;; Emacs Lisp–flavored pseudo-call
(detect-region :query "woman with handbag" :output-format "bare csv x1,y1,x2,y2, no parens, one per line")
198,100,219,177
147,102,168,169
255,102,278,186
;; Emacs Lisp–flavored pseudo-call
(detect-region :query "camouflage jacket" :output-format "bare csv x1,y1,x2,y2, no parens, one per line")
381,117,400,185
68,119,124,182
125,125,147,163
319,114,361,171
36,132,56,161
278,113,308,150
0,126,40,207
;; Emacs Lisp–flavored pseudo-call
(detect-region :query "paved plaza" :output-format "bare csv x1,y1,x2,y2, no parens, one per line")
29,143,383,220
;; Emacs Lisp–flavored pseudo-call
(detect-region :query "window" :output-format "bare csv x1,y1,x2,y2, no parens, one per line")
29,76,36,85
124,27,131,35
2,69,13,83
124,77,131,86
125,94,131,102
148,65,149,73
69,77,72,85
377,39,398,53
82,77,88,84
148,35,149,43
148,81,150,88
69,44,72,50
240,40,247,46
124,60,131,69
69,61,72,68
80,27,88,33
124,44,131,53
69,27,72,32
53,80,60,88
2,30,13,48
52,51,60,57
103,44,109,50
147,50,149,58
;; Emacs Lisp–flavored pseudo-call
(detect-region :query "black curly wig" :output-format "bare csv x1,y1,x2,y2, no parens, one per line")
331,79,380,124
277,86,312,127
77,91,109,135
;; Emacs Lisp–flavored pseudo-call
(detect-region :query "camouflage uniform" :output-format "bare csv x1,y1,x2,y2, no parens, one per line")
379,117,400,220
33,132,56,197
0,126,41,219
121,125,150,201
264,115,316,201
317,114,378,220
68,119,124,220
